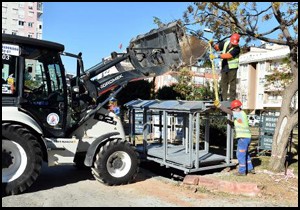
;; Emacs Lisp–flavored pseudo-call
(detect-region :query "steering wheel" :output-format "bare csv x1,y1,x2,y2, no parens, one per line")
32,83,46,94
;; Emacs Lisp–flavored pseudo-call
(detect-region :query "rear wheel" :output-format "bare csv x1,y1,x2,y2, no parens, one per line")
2,123,43,195
92,139,139,186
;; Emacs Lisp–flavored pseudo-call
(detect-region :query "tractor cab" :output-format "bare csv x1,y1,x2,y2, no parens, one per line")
2,34,69,137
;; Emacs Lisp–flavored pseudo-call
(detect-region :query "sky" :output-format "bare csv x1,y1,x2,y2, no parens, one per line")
43,2,192,74
42,2,294,74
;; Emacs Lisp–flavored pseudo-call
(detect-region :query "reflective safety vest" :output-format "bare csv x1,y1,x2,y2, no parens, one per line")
233,111,251,138
223,41,239,69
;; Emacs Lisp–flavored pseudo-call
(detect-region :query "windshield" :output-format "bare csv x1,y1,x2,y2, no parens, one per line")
23,46,65,100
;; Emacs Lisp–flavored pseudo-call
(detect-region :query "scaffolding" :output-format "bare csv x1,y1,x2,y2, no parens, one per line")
125,99,236,174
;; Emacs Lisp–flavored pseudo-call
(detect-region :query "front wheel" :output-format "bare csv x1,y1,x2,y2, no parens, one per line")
92,139,139,186
2,123,43,196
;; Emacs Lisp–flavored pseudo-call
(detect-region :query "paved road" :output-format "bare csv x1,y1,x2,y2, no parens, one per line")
2,163,179,207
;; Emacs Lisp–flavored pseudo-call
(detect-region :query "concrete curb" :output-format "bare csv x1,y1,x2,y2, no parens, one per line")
183,175,261,196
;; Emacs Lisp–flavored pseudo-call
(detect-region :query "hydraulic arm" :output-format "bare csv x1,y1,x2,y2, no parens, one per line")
79,21,209,103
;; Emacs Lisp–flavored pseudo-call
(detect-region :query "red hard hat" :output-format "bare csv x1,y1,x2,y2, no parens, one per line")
230,33,240,45
230,100,242,110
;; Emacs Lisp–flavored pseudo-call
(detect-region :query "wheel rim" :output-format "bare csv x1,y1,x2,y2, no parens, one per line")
106,151,132,178
2,140,28,183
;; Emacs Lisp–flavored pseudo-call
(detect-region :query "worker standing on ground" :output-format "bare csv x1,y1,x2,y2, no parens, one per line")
214,99,255,176
210,33,241,101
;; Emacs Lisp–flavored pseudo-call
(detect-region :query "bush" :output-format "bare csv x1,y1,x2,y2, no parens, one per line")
156,85,183,100
205,114,227,147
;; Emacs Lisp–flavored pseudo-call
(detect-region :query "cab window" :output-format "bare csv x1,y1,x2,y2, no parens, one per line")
2,54,17,95
23,47,65,103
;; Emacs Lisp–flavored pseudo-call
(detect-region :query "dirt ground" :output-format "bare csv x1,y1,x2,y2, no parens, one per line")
130,126,299,207
139,156,298,207
194,126,298,207
2,161,298,207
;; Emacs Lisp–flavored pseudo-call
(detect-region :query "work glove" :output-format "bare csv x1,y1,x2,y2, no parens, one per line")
214,99,221,108
209,54,216,60
213,44,220,51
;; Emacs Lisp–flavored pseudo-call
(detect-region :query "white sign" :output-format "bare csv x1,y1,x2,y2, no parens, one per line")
2,44,20,56
47,113,60,126
2,84,12,94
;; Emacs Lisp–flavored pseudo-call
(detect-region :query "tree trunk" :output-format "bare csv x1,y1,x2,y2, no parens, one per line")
268,116,292,172
269,49,298,172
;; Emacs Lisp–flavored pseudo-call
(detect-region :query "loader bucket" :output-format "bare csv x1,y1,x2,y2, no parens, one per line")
129,21,209,76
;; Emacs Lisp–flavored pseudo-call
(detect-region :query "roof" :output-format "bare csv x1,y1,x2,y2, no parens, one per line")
2,34,64,52
125,99,231,112
239,45,289,64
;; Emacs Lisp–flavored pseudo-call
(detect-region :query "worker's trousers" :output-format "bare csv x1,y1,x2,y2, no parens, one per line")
220,70,237,101
237,138,254,174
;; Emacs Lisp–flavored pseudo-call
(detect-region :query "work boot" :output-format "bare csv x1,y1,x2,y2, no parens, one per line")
248,169,256,174
235,172,246,176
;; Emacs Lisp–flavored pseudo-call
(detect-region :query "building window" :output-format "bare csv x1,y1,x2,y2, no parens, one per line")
28,2,34,9
37,2,43,11
28,22,34,27
259,78,265,85
2,7,7,14
242,95,247,105
12,19,18,25
28,11,34,17
28,34,33,38
19,21,25,26
12,8,18,15
39,25,42,29
12,31,17,35
18,9,25,19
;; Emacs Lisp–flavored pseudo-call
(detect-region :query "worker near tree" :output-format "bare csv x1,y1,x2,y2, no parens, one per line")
214,99,255,176
210,33,241,101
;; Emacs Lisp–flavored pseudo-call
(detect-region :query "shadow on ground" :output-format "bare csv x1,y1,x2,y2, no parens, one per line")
24,164,94,194
2,162,152,198
139,160,236,182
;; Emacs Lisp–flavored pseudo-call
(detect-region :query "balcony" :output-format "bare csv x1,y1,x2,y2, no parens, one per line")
37,2,43,17
37,2,43,11
263,101,282,108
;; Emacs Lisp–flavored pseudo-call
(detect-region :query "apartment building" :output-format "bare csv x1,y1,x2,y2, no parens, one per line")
154,66,220,92
237,43,297,114
2,2,43,39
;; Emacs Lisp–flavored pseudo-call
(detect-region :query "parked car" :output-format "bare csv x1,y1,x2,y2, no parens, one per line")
248,115,261,127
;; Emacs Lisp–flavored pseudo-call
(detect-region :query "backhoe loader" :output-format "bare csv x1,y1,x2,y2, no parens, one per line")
2,21,208,195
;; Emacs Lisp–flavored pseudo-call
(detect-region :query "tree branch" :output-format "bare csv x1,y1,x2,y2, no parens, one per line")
286,13,298,26
272,3,294,47
256,26,281,37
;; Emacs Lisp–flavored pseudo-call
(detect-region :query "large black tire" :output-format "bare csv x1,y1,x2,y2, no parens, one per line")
92,139,139,186
2,123,43,196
